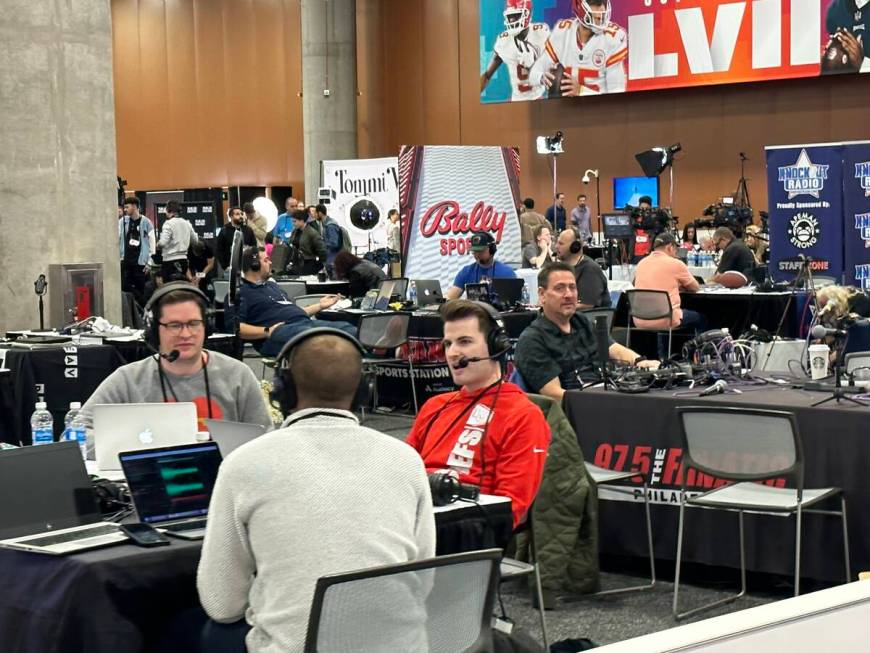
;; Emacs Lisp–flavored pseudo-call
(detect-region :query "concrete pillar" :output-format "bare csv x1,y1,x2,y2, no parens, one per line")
0,0,120,333
301,0,358,205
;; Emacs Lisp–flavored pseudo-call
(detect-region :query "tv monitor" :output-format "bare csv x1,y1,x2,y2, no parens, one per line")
613,176,660,210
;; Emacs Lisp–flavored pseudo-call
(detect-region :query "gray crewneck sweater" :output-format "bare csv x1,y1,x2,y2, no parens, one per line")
197,408,436,653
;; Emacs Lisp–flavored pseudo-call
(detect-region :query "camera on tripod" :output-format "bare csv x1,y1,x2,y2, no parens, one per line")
695,203,754,237
630,206,673,232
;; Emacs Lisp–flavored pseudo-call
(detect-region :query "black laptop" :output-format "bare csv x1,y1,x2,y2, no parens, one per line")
491,278,525,307
120,442,223,540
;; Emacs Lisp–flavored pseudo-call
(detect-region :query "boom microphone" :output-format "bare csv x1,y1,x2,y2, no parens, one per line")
699,379,728,396
454,347,511,369
143,338,180,363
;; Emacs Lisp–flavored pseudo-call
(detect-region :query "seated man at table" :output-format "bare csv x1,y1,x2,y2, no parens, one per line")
711,226,756,284
405,300,551,527
555,227,610,309
237,246,356,357
515,263,659,402
634,232,705,333
80,282,271,442
445,232,517,300
198,329,435,652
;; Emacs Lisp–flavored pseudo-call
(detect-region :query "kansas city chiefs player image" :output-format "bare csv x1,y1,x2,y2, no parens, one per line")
480,0,551,101
530,0,627,96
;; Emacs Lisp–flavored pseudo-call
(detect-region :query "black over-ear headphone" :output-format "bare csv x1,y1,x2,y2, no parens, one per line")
270,327,371,416
472,301,511,360
143,282,210,349
242,245,261,272
569,227,584,254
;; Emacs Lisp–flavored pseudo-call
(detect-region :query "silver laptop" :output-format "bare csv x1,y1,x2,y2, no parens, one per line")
94,402,199,472
120,442,223,540
204,419,266,458
0,442,128,554
414,279,444,308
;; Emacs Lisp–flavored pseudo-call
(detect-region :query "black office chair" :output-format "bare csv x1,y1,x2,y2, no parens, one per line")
304,549,501,653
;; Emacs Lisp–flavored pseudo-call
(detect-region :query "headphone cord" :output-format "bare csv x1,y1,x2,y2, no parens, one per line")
157,352,214,419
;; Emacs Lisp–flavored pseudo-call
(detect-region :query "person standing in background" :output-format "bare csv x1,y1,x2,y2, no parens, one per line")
545,193,568,232
119,196,155,306
244,202,268,246
519,198,551,248
272,197,299,245
158,200,197,282
571,194,592,243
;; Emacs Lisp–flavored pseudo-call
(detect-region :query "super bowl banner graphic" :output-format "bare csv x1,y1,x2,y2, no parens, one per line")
841,141,870,290
765,143,845,282
321,157,399,250
480,0,870,104
398,146,523,291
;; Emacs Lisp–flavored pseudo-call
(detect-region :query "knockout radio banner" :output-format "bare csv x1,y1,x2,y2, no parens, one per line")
842,141,870,290
480,0,870,104
398,146,522,291
765,143,845,282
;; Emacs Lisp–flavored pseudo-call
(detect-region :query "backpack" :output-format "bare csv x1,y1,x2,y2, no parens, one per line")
339,224,353,252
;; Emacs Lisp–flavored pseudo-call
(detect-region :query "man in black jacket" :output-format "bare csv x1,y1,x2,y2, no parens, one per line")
215,207,256,271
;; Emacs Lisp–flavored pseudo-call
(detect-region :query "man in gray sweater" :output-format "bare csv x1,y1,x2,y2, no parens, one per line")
197,329,436,653
158,200,197,282
80,283,271,453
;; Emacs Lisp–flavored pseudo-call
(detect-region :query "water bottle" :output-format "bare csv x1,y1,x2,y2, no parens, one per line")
31,402,54,446
521,284,530,306
63,402,87,460
409,281,417,306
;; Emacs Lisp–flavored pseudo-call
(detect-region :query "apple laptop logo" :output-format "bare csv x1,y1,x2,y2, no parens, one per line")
138,428,154,445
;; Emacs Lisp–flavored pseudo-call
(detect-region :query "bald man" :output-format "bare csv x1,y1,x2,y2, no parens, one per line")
273,197,300,245
198,329,435,652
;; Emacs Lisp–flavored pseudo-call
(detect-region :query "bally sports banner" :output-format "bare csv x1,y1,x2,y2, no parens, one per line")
842,141,870,290
480,0,870,103
321,157,399,250
765,143,845,282
399,146,523,290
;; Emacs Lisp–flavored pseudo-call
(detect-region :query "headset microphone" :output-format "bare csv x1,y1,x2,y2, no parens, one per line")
454,346,511,369
142,338,180,363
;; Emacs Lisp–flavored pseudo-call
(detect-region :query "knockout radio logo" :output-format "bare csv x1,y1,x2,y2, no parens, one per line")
855,161,870,197
778,149,829,200
856,213,870,248
856,264,870,290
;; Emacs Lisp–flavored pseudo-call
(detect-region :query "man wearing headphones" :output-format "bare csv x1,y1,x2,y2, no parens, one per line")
198,329,435,651
237,246,357,357
80,282,271,448
405,300,550,528
555,227,610,309
515,263,659,402
445,232,518,300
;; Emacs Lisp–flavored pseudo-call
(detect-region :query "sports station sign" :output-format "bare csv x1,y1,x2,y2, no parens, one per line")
399,146,523,291
480,0,870,104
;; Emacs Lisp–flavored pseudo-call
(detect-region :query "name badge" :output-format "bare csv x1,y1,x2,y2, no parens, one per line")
636,235,648,243
128,238,140,247
284,232,292,239
196,272,206,279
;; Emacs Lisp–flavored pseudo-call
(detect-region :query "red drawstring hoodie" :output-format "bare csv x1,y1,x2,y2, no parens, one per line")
406,382,551,527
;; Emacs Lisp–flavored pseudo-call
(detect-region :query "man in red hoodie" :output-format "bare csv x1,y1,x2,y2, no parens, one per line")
405,300,551,528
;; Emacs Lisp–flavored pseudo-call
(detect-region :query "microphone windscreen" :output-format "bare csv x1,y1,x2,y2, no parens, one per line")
811,324,828,340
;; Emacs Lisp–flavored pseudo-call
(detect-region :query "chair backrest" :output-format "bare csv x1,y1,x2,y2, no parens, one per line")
304,549,500,653
676,407,803,489
580,307,616,334
626,289,673,321
508,368,529,392
277,280,308,300
844,351,870,380
358,313,411,350
294,294,327,309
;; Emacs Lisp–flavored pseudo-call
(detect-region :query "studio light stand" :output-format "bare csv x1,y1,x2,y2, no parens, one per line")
33,274,47,331
537,131,564,233
582,169,601,245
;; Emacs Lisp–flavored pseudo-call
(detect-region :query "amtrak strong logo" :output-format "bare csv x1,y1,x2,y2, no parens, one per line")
788,212,819,249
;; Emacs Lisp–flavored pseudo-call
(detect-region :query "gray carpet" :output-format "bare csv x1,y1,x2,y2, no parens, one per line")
363,410,792,649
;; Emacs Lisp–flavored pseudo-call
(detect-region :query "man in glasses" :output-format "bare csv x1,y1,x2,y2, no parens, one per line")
80,283,271,440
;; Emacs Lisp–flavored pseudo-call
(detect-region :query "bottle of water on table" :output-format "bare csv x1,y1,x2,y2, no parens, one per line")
31,402,54,446
409,281,417,306
63,401,87,460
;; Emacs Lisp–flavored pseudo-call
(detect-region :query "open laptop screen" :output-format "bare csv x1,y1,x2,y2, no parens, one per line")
0,442,100,539
120,443,223,525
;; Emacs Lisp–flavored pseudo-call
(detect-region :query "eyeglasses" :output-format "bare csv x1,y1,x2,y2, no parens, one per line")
158,320,205,334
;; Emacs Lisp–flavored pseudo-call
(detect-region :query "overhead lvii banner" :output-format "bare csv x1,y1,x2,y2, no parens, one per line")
480,0,869,103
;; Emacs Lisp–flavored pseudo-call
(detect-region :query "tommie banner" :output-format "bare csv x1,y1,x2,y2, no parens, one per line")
399,146,522,291
765,143,845,282
841,141,870,290
321,157,399,250
480,0,870,104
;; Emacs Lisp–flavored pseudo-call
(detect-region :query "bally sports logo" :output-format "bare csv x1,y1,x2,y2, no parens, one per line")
856,161,870,197
420,200,507,256
778,149,829,200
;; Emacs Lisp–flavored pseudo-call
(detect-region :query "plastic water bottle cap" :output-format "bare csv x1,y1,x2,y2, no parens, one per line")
69,402,81,410
36,402,47,410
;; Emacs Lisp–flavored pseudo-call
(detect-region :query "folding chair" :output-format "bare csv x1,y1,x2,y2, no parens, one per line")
293,294,327,309
844,351,870,382
672,406,851,620
580,307,616,333
626,289,690,358
276,280,308,300
357,313,418,415
304,549,501,653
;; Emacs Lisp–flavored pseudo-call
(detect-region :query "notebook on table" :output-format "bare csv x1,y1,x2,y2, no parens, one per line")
0,442,127,554
120,442,223,540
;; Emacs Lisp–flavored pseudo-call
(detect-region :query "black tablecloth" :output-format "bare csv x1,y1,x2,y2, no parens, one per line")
564,386,869,582
0,500,512,653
